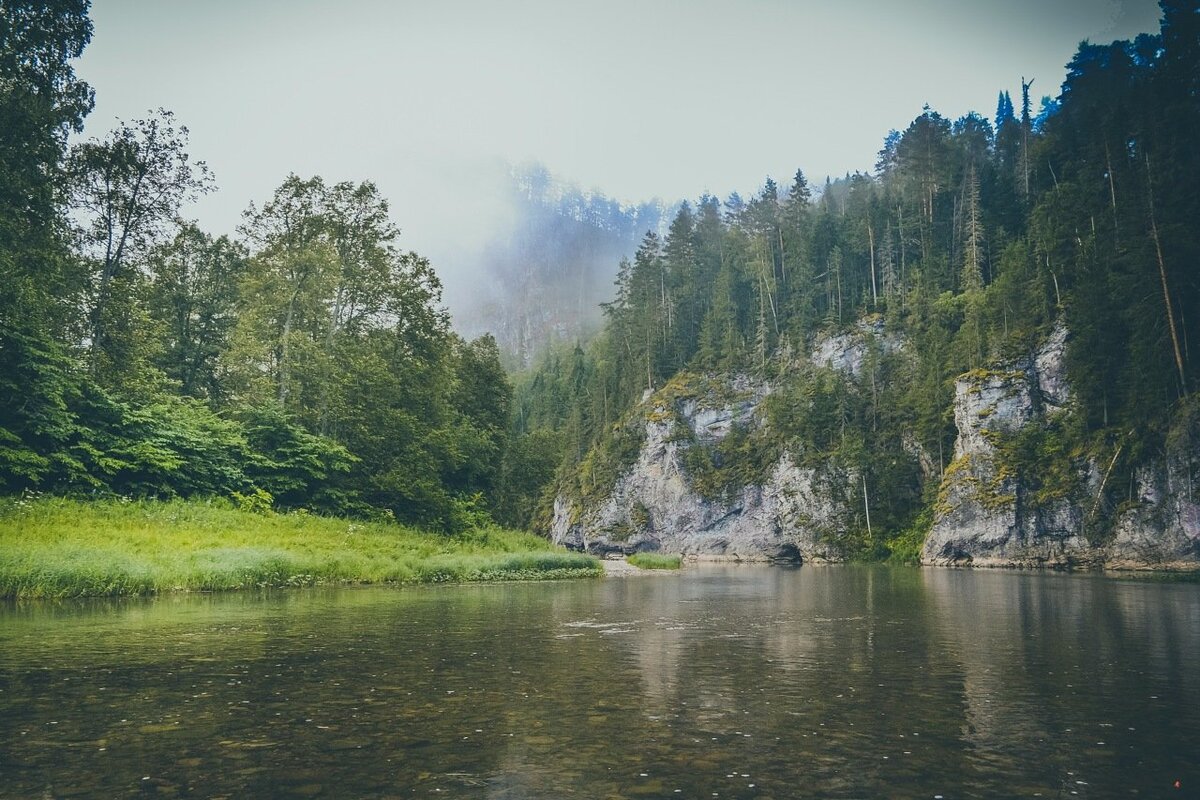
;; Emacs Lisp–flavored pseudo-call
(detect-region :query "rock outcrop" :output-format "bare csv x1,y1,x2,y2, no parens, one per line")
550,376,853,562
1104,418,1200,569
920,334,1094,567
553,317,1199,571
550,324,903,562
922,322,1200,569
809,317,903,379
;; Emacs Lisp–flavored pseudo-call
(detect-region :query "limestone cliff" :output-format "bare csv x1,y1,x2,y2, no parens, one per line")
921,324,1094,567
549,374,852,561
551,319,1199,570
922,323,1200,569
549,322,898,562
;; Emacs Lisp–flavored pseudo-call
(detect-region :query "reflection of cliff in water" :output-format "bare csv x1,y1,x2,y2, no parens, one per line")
2,568,1198,798
922,568,1200,794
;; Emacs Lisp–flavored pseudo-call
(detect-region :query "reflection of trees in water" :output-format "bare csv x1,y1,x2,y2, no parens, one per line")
4,572,1198,797
922,569,1200,793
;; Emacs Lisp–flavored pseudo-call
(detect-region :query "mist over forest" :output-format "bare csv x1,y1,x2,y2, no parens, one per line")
441,162,671,367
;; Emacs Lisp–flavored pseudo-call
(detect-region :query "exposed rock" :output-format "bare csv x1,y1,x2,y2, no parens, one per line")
809,317,903,379
677,375,766,444
553,317,1198,571
1105,415,1200,569
551,372,852,562
902,432,938,482
1033,321,1071,410
923,348,1093,567
551,324,915,562
923,322,1199,570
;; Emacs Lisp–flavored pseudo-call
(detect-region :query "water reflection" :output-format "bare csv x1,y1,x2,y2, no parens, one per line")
1,567,1196,798
921,569,1200,798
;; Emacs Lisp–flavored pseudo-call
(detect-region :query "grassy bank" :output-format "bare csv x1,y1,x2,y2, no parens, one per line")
626,552,682,570
0,497,601,598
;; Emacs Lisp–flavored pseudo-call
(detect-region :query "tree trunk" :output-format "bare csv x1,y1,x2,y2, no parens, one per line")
863,475,872,538
1105,140,1119,247
868,222,877,305
1146,154,1188,396
279,291,298,404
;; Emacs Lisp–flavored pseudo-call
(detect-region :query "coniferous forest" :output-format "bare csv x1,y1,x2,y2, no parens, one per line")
511,1,1200,558
2,0,1198,555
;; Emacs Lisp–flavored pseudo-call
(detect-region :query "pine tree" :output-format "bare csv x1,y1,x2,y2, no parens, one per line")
1018,77,1035,202
961,163,984,292
879,223,898,301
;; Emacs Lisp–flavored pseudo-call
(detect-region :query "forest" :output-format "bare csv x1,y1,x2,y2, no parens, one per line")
1,1,1197,550
1,1,518,531
510,1,1200,553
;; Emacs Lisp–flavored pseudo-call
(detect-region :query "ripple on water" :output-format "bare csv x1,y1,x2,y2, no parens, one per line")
0,567,1197,798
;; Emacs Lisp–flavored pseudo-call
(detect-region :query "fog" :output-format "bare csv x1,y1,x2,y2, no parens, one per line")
415,158,672,364
73,0,1162,358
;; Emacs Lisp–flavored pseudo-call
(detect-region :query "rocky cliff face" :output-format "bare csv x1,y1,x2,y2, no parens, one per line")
920,325,1093,567
809,317,904,379
553,319,1199,570
922,323,1200,569
549,322,903,563
550,375,853,562
1104,423,1200,569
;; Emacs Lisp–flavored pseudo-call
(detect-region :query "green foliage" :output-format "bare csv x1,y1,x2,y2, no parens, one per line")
0,0,93,326
884,508,934,566
231,487,274,515
567,418,646,507
992,413,1088,509
239,404,357,512
90,395,252,498
146,225,246,400
69,109,215,388
446,492,493,534
626,552,682,570
0,320,88,490
763,366,847,460
494,428,566,529
681,423,777,503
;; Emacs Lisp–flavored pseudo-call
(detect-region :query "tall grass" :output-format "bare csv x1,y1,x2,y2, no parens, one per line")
0,497,601,598
626,552,682,570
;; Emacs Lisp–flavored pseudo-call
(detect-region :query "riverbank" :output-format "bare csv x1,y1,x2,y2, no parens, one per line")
0,497,601,598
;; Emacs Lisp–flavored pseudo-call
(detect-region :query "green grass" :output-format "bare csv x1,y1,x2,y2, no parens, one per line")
626,552,682,570
0,497,602,598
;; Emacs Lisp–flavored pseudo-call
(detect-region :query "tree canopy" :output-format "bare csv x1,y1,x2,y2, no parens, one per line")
1,1,1196,540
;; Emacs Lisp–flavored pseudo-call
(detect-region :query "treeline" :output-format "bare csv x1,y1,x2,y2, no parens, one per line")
0,1,520,530
511,1,1200,537
4,2,1197,540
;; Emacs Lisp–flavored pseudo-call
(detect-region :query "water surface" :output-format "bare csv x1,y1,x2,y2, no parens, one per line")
1,566,1197,798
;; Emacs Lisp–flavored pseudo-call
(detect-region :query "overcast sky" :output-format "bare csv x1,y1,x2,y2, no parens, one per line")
74,0,1162,304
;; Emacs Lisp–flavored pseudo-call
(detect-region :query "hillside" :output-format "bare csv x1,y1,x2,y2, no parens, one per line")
513,8,1200,568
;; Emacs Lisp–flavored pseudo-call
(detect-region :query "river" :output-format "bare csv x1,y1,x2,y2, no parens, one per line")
1,566,1197,798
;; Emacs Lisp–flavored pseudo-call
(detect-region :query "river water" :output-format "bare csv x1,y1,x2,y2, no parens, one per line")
1,566,1197,799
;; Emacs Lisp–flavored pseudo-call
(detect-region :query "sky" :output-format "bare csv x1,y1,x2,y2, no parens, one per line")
73,0,1163,312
